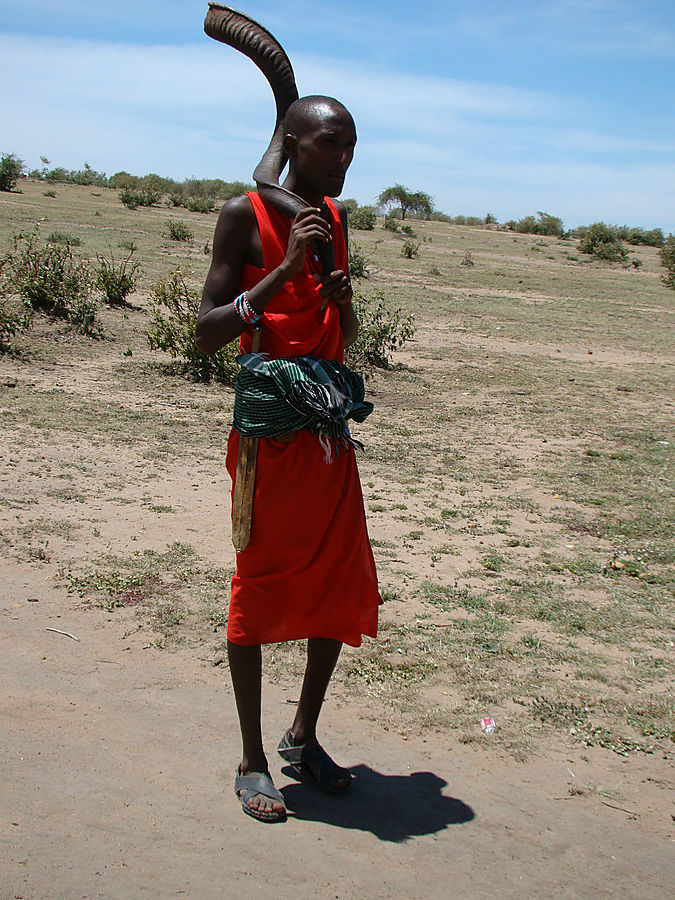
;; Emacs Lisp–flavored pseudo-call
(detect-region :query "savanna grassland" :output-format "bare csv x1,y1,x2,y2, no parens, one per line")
1,179,673,766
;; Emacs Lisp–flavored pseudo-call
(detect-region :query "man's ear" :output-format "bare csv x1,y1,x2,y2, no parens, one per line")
283,133,297,157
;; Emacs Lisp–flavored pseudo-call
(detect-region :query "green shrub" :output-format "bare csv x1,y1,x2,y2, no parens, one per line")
166,221,193,242
349,205,376,231
348,243,369,279
346,289,415,373
95,248,140,306
119,188,142,209
43,189,56,198
400,224,416,237
147,269,238,383
47,231,81,247
629,227,664,247
402,240,420,259
0,153,24,192
67,292,101,335
1,230,99,334
342,198,358,216
659,234,675,290
383,215,399,233
451,214,483,227
0,295,32,352
578,222,628,261
508,211,564,238
185,197,215,214
119,187,161,209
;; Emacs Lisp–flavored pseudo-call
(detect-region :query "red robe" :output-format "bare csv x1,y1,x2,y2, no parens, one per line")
225,192,381,647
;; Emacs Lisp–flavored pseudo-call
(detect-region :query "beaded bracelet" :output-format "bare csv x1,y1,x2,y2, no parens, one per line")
233,291,261,326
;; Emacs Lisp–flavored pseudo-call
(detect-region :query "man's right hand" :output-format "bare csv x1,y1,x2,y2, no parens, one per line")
283,207,331,276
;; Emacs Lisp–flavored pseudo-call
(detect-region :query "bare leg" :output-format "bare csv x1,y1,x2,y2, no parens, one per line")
227,640,285,817
286,637,351,789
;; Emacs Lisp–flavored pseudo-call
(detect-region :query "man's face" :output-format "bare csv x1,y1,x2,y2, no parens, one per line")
290,108,357,198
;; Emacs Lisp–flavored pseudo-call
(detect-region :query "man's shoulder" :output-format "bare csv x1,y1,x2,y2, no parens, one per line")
218,193,254,223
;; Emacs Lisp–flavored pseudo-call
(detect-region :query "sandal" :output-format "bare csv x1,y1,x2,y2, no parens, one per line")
277,731,352,793
234,768,287,823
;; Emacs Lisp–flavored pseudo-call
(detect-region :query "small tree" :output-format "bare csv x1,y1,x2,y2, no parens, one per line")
578,222,628,262
0,153,24,192
349,205,376,231
660,234,675,290
346,290,415,373
348,243,369,278
147,269,238,383
95,248,140,306
377,184,433,220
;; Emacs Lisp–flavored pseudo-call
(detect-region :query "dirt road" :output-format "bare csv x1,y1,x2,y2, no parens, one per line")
2,559,671,900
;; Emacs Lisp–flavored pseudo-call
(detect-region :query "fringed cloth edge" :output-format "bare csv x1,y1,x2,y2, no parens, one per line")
232,353,373,462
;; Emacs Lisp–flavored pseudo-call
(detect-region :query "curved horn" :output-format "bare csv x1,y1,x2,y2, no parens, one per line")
204,3,310,219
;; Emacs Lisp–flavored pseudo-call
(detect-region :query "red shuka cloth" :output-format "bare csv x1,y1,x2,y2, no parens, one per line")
225,193,381,647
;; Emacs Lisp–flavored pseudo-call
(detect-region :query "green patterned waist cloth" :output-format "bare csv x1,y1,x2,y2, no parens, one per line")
232,353,373,457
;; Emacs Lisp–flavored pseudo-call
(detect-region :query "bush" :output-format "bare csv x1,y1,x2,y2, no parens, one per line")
578,222,628,261
119,187,161,209
508,211,564,238
185,197,215,214
47,231,81,247
348,243,369,279
383,215,399,233
453,215,483,227
0,295,32,352
349,205,376,231
342,198,358,216
119,188,142,209
346,290,415,373
400,224,416,237
166,221,193,242
625,226,664,247
402,240,420,259
95,248,140,306
660,235,675,290
0,153,24,192
147,269,238,383
43,189,56,198
1,230,100,334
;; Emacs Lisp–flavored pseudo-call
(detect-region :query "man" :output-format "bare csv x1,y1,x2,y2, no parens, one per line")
196,96,380,823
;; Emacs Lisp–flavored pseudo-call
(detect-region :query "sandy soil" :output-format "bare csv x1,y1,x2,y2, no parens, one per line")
1,190,673,897
2,550,673,900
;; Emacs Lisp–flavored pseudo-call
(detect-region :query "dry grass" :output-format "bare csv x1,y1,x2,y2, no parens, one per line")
1,180,673,758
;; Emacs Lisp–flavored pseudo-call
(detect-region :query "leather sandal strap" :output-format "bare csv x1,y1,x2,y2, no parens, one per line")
277,740,304,765
234,772,284,805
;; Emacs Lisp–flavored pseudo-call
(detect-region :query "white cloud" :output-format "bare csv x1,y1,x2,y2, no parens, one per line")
2,32,672,230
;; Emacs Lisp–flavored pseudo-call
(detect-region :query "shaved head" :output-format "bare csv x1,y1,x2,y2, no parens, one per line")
282,95,353,138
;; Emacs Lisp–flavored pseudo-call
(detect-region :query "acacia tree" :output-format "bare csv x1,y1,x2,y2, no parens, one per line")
660,234,675,290
377,184,433,220
0,153,24,192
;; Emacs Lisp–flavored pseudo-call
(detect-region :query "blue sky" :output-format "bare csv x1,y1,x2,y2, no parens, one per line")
2,0,674,230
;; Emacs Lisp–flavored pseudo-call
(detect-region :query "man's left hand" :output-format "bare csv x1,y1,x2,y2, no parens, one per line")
313,270,353,311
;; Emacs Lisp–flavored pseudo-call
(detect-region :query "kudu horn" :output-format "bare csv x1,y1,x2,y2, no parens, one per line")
204,3,335,274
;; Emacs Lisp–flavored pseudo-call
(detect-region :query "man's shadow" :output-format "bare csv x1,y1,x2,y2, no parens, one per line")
280,764,474,842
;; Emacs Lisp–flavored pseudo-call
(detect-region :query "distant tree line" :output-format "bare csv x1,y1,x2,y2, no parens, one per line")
14,155,253,212
3,153,670,263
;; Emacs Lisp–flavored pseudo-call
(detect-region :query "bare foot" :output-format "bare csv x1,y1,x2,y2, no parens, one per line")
235,766,286,822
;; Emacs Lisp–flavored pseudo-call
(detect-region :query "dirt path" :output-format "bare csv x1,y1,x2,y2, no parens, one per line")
2,558,672,900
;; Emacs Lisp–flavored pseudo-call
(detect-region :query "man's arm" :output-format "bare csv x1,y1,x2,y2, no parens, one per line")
195,197,331,356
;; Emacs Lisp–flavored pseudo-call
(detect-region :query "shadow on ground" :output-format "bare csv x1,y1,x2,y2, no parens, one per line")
281,764,474,842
